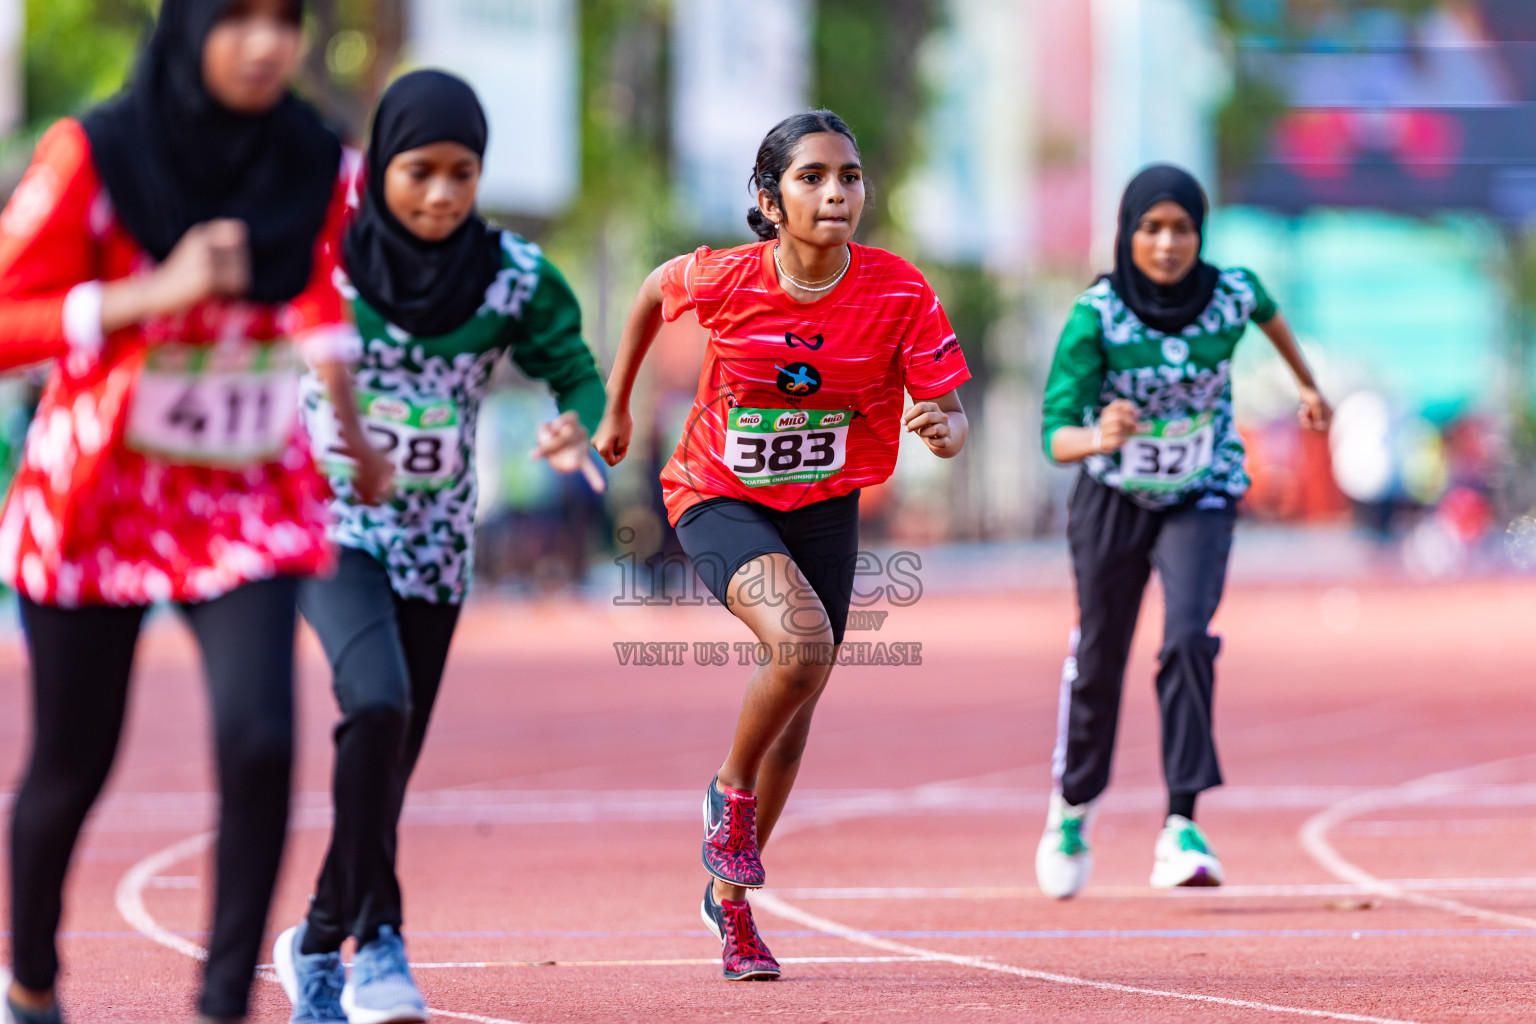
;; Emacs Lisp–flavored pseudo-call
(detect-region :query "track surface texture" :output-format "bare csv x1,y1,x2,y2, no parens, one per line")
1,575,1534,1022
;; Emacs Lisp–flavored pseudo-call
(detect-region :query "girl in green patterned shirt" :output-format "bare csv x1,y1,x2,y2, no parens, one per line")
1034,165,1330,901
274,71,605,1023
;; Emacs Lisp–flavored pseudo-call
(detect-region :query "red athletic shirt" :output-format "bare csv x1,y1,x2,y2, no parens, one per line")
0,119,353,607
657,241,970,525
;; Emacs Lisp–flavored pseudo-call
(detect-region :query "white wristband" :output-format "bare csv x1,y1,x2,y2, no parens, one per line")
62,281,106,377
1091,424,1102,455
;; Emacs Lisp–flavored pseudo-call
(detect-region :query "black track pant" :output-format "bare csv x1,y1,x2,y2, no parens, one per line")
297,547,461,954
1054,472,1236,808
10,577,299,1019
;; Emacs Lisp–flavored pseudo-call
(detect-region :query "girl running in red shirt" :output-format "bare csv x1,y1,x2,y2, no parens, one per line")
594,110,971,981
0,2,354,1021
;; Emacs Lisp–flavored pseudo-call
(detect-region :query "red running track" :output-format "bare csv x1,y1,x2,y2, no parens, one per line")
1,577,1535,1022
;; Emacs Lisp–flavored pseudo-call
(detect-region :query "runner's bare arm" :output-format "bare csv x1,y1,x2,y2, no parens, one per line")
1256,312,1331,433
1048,399,1140,464
314,358,395,505
593,264,666,466
903,389,970,458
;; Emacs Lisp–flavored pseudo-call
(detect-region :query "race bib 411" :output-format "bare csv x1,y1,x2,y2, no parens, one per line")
724,407,849,487
125,340,298,466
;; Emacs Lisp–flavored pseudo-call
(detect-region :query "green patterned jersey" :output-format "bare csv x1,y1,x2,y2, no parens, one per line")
302,231,605,603
1041,267,1277,509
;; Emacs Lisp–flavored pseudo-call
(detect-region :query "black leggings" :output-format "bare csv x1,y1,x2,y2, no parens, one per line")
10,577,299,1019
297,547,461,954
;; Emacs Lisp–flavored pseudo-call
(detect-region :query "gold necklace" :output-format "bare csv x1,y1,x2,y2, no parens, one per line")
773,244,851,293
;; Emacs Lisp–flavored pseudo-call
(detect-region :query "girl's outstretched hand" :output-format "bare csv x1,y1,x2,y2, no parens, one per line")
592,407,633,467
1297,385,1332,433
533,410,606,493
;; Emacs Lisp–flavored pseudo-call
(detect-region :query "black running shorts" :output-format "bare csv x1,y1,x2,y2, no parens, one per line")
674,491,860,644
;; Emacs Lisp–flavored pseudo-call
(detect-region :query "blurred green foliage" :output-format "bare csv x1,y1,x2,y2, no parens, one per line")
812,0,936,238
24,0,153,126
19,0,396,140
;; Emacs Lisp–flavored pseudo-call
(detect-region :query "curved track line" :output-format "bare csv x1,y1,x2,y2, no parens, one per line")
116,830,534,1024
1298,756,1536,929
114,830,214,963
753,891,1423,1024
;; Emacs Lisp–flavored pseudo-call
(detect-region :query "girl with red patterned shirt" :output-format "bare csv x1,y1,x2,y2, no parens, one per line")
0,2,358,1021
594,111,972,982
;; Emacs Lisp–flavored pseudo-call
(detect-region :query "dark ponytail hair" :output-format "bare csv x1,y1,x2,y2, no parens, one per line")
747,109,861,241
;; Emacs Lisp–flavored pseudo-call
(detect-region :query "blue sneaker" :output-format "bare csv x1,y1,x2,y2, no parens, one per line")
272,923,345,1024
341,927,427,1024
1,969,62,1024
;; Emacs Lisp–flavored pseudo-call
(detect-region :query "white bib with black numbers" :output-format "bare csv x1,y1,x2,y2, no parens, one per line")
1119,412,1215,492
310,390,463,492
724,407,849,487
126,340,299,465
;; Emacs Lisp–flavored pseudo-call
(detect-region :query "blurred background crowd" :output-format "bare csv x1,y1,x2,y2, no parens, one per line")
1,0,1534,588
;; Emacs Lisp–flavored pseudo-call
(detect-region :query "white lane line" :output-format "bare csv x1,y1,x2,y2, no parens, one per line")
113,831,213,963
432,1012,537,1024
777,878,1536,900
115,831,534,1024
308,956,937,969
1298,757,1536,929
753,891,1423,1024
55,782,1536,832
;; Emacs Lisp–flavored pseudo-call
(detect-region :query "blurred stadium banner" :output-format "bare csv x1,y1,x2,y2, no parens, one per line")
905,0,1032,270
671,0,809,235
408,0,578,216
1089,0,1224,260
1227,0,1536,223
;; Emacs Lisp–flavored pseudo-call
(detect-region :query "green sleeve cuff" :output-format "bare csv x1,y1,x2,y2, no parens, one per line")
557,374,607,437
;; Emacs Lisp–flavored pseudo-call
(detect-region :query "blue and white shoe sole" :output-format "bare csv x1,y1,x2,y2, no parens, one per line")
340,986,429,1024
272,925,303,1004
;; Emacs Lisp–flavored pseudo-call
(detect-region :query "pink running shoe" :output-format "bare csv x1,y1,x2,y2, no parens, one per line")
701,880,782,981
702,776,765,888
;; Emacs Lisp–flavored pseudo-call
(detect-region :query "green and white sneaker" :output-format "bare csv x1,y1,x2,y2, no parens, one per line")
1034,791,1095,899
1150,814,1224,888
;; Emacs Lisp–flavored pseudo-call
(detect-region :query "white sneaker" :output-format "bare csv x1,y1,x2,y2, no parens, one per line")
1150,814,1224,888
1035,791,1095,899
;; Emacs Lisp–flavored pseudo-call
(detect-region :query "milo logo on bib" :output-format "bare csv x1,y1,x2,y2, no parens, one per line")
367,396,411,422
724,406,850,487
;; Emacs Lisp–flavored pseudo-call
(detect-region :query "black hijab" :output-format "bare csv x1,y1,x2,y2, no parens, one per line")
343,70,503,338
1103,165,1220,336
80,0,341,305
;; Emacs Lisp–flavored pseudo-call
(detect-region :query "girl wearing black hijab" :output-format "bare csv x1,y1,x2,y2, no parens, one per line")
0,1,352,1021
1034,165,1330,900
272,70,604,1024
